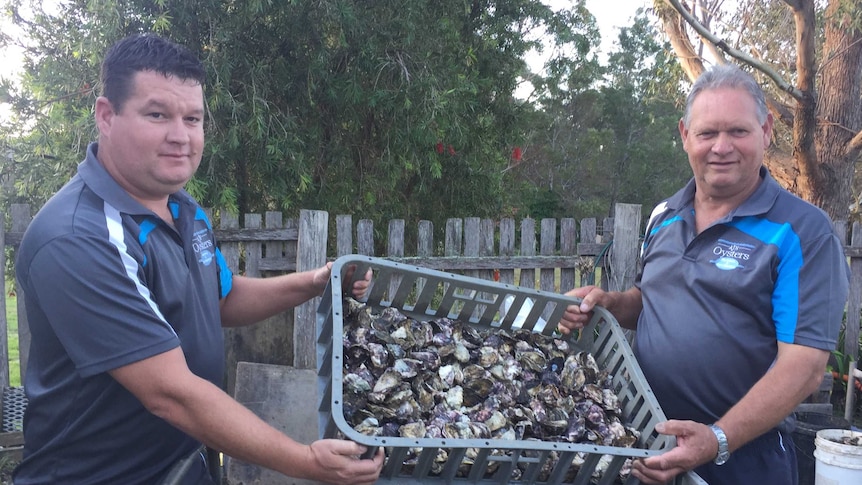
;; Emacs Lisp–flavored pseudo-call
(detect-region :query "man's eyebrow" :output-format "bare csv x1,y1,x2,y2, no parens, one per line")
140,99,169,111
140,99,205,116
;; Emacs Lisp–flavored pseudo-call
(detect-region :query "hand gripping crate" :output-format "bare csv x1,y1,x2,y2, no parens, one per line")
316,255,706,485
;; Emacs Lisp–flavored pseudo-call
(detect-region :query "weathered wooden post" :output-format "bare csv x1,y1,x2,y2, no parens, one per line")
226,209,328,485
293,209,328,370
845,221,861,364
12,204,31,385
610,204,641,344
386,219,405,301
609,203,641,293
839,221,862,423
540,218,557,292
560,218,577,292
357,219,374,256
0,217,8,390
336,214,353,257
498,218,516,286
518,218,536,289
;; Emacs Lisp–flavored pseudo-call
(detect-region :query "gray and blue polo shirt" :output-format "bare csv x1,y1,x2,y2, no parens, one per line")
635,166,849,426
14,143,233,483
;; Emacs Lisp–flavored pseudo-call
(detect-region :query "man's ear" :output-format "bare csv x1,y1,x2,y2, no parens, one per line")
94,96,115,136
678,118,689,152
762,112,774,149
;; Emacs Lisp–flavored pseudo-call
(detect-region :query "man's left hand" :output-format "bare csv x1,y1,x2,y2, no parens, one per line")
313,262,372,299
632,420,716,484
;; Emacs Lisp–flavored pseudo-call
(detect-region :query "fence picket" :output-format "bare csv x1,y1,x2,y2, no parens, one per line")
357,219,374,256
498,218,516,286
540,218,557,292
519,218,536,289
3,203,861,389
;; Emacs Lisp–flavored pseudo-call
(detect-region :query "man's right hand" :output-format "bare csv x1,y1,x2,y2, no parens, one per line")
307,439,384,485
558,285,605,334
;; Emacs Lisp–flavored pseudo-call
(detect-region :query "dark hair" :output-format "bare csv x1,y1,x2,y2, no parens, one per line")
99,34,206,112
682,64,768,126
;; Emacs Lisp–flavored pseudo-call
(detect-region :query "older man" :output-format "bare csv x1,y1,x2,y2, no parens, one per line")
559,64,849,485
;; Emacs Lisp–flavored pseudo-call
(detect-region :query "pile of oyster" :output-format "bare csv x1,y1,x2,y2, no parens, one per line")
339,298,641,481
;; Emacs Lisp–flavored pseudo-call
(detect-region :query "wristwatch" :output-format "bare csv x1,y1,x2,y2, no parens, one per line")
709,424,730,465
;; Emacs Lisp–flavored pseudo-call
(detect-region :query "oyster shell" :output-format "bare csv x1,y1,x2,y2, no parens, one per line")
339,298,640,482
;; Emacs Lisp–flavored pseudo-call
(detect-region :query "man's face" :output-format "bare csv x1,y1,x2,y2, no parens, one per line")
679,87,773,200
96,70,205,205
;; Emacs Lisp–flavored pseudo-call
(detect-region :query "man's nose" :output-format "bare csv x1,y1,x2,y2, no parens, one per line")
166,118,190,143
711,132,734,155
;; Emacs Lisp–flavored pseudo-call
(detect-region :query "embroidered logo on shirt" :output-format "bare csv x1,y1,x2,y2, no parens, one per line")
193,229,215,266
710,239,753,271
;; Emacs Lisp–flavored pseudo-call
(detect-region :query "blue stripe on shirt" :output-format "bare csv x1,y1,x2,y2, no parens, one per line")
137,219,158,268
730,217,802,343
189,206,232,298
643,215,683,250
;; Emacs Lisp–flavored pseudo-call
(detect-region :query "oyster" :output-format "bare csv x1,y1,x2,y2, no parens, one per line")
339,298,641,482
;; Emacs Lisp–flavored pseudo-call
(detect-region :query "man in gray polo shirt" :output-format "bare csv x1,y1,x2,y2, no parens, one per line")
14,34,382,484
558,64,849,485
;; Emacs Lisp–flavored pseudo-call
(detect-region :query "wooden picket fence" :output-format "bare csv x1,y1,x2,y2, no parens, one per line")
0,201,860,413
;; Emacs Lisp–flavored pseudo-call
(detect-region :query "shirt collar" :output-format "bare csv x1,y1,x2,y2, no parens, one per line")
665,165,780,218
78,142,194,216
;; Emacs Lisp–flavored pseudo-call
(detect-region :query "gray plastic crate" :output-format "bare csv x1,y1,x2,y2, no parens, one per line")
317,255,705,485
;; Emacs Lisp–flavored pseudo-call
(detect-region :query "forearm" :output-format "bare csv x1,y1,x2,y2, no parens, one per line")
604,287,643,330
220,271,324,327
111,349,320,479
717,343,828,452
161,377,317,478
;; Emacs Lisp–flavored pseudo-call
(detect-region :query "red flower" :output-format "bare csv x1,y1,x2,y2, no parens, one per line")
448,145,456,156
435,142,444,154
511,146,522,161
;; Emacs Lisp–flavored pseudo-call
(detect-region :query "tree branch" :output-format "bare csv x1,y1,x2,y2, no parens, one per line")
663,0,805,100
653,0,705,80
849,130,862,158
766,96,794,128
697,0,729,63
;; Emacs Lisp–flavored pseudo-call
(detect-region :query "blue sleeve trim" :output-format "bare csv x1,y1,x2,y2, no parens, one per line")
137,219,158,268
195,207,213,229
216,247,233,298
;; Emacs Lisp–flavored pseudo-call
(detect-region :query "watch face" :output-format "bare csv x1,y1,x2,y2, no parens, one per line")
715,451,730,465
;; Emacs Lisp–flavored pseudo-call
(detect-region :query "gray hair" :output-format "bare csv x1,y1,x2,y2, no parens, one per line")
682,64,768,126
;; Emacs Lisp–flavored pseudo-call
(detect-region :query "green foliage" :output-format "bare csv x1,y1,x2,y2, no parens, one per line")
522,188,563,220
1,1,694,238
503,9,690,222
1,0,599,238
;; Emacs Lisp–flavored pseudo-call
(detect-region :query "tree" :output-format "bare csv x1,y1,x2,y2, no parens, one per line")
654,0,862,220
0,0,599,240
505,9,690,222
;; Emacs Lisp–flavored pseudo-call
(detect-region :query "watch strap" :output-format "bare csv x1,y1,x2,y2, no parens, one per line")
709,424,730,465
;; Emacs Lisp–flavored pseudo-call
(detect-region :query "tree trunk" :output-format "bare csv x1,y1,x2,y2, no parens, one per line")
657,0,862,220
814,0,862,220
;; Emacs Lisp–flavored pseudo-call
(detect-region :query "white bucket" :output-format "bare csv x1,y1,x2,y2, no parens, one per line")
814,429,862,484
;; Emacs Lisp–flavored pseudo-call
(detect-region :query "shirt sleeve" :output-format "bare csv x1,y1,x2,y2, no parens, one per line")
778,231,849,348
25,234,179,377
